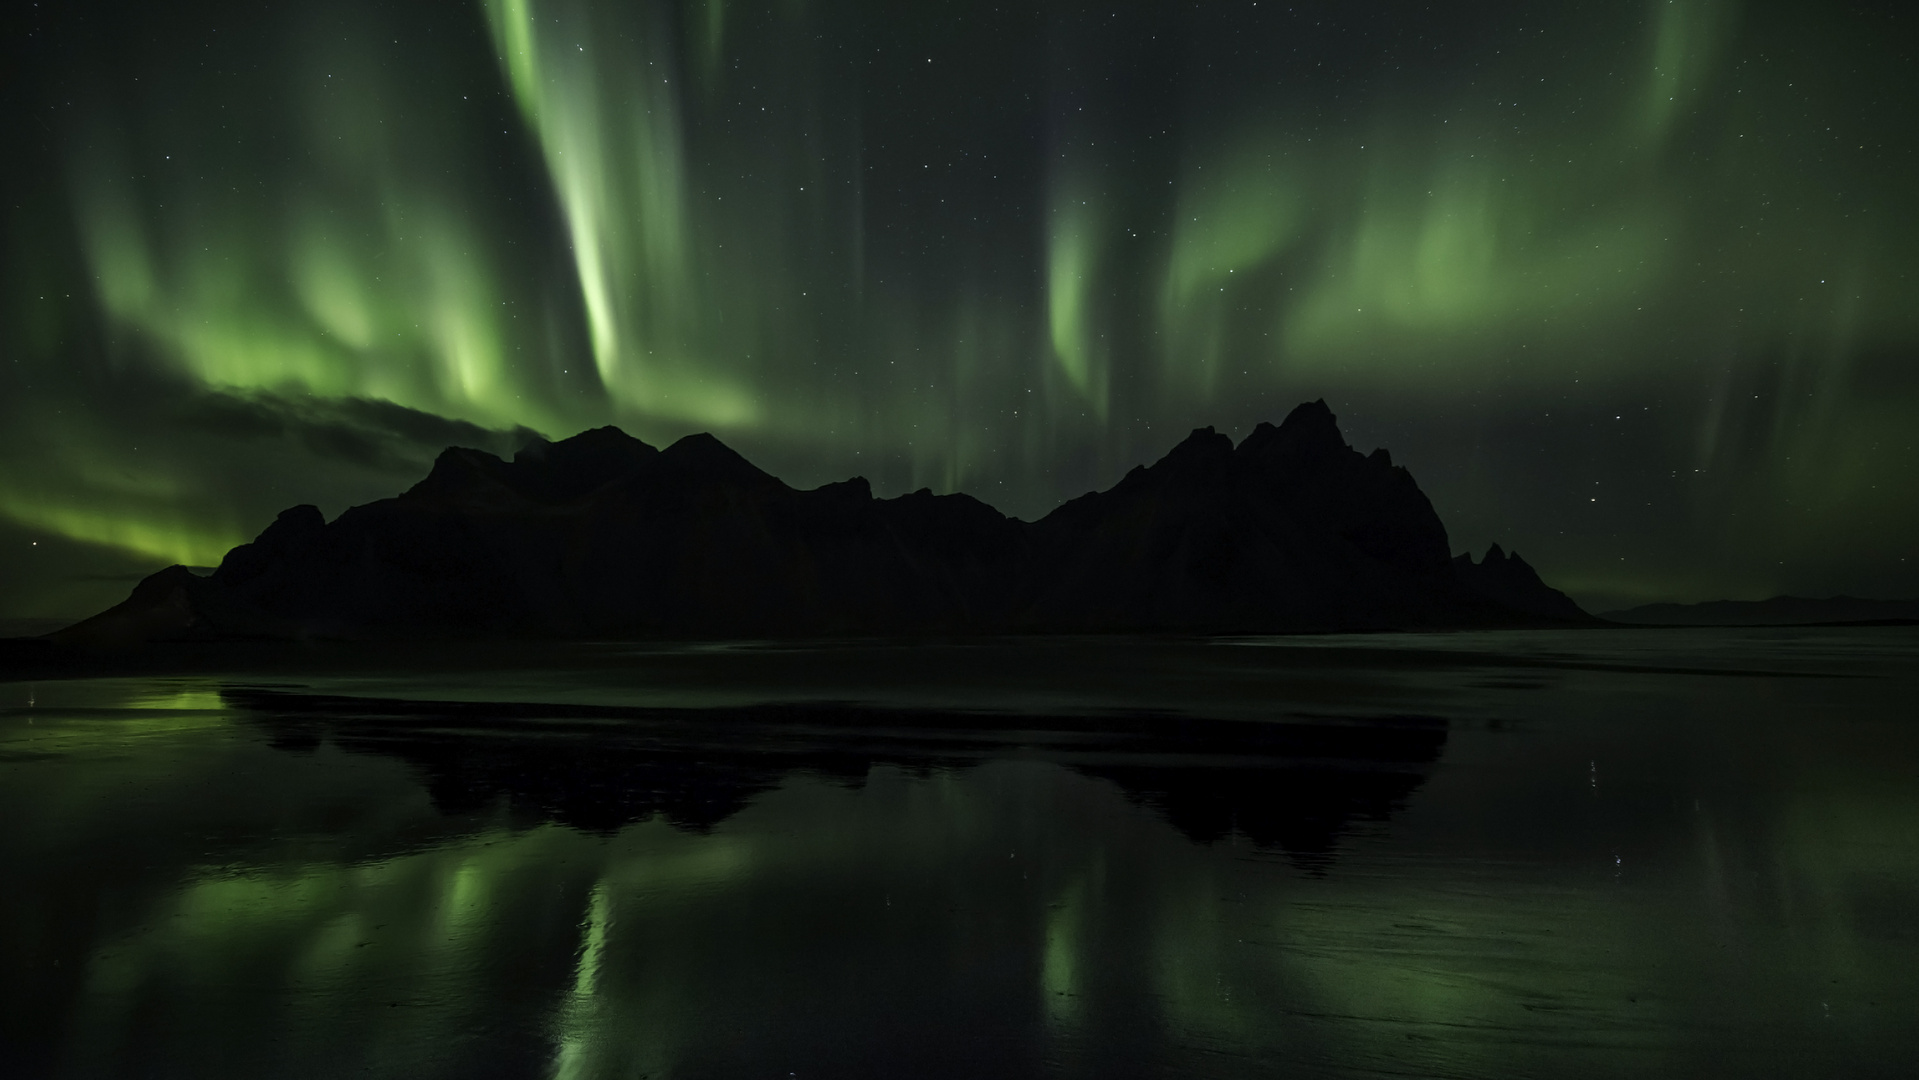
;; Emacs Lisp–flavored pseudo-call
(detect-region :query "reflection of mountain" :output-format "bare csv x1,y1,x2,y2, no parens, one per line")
228,689,1447,864
1081,715,1447,871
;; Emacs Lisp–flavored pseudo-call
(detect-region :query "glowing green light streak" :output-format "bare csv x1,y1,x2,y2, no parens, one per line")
0,436,246,568
65,48,571,443
551,881,612,1080
1042,877,1086,1026
1159,141,1306,388
1046,185,1107,418
1163,147,1304,308
1283,154,1671,365
481,0,758,430
1641,0,1731,143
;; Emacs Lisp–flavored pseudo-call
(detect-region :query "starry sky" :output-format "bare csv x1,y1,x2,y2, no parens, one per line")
3,0,1915,622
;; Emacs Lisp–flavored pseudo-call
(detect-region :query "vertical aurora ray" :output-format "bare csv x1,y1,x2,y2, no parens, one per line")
1158,136,1305,394
1045,182,1109,419
483,0,759,428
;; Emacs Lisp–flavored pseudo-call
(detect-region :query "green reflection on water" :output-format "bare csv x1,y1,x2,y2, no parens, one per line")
3,631,1917,1078
1041,872,1087,1028
550,882,613,1080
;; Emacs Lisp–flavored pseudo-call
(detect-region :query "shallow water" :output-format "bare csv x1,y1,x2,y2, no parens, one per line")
3,628,1916,1078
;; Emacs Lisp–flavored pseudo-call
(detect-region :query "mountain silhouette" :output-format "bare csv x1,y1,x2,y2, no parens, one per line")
1452,544,1588,622
50,400,1589,645
1603,595,1919,626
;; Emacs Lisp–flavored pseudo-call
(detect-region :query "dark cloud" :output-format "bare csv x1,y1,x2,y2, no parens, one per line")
173,390,547,474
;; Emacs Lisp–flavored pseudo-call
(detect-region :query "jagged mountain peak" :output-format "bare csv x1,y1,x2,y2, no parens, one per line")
1237,398,1350,467
50,402,1595,646
1168,425,1236,459
406,425,666,508
1452,543,1585,621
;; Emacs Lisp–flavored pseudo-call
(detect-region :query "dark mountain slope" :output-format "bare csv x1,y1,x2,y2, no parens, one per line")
1452,544,1587,622
1021,402,1483,631
49,401,1590,646
174,428,1028,639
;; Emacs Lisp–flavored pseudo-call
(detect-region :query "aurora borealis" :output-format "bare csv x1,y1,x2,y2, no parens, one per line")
4,0,1915,621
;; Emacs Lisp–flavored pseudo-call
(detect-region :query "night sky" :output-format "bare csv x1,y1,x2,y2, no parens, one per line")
3,0,1915,622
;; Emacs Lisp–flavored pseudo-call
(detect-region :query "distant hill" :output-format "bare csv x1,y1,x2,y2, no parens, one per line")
47,400,1592,646
1604,596,1919,626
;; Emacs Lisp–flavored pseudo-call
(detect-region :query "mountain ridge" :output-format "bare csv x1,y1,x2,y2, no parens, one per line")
47,400,1591,646
1604,595,1919,626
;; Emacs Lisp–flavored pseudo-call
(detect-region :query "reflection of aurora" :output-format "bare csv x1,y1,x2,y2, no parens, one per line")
6,641,1919,1078
3,0,1917,618
17,756,1919,1078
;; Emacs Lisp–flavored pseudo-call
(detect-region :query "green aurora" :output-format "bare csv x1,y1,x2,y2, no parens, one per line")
3,0,1915,620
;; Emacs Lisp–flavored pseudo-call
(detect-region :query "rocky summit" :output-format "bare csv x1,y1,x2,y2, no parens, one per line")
53,401,1589,645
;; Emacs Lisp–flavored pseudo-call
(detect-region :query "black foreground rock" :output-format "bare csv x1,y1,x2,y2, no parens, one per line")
50,400,1589,645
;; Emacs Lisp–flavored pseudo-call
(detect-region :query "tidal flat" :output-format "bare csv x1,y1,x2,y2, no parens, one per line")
3,627,1916,1079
